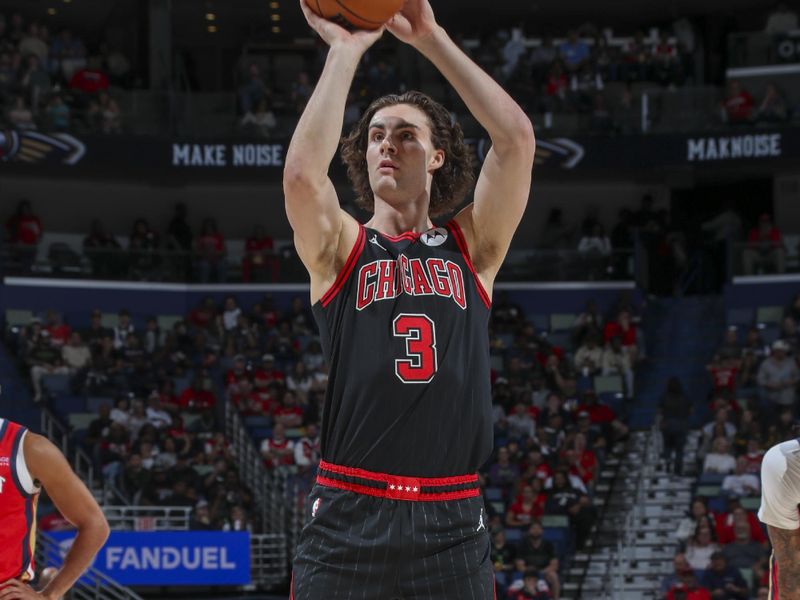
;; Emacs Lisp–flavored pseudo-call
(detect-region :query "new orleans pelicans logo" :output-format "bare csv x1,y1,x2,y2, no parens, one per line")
0,129,86,165
421,227,448,247
311,497,321,518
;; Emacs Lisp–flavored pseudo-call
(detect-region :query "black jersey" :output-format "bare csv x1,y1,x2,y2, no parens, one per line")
311,219,493,477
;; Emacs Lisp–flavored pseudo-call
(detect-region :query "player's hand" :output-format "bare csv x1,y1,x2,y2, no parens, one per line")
0,579,53,599
386,0,438,47
299,0,384,52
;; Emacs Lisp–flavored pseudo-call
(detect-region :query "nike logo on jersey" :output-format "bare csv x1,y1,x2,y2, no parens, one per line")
368,235,388,252
356,257,467,311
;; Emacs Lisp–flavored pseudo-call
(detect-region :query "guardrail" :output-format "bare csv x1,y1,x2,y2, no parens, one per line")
102,506,192,531
36,531,144,600
250,533,289,588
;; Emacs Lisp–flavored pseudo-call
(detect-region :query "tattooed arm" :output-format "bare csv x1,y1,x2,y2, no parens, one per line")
768,525,800,596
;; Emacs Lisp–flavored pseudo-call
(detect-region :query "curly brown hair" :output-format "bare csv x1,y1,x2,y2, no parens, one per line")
340,91,475,218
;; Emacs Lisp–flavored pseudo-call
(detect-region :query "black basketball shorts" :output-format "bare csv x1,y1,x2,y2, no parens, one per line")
291,460,496,600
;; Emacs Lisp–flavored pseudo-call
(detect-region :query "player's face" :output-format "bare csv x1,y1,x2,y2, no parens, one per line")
366,103,445,206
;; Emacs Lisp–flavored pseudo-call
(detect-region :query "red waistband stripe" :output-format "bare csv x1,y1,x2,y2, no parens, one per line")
317,460,480,502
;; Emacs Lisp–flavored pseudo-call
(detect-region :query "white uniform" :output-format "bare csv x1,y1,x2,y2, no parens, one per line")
759,438,800,531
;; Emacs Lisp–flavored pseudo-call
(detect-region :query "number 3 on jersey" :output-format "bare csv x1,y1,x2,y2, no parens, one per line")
393,314,438,383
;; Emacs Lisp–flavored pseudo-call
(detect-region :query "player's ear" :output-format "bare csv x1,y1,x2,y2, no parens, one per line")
429,149,445,173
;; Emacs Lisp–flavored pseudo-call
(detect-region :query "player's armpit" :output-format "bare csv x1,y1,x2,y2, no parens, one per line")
768,525,800,595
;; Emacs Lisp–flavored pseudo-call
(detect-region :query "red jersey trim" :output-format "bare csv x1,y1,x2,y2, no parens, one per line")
381,231,421,242
446,220,491,309
317,475,480,502
289,573,295,600
320,225,367,308
318,459,478,486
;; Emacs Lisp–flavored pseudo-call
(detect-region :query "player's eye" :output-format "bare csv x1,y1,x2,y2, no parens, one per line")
401,132,414,140
372,132,384,142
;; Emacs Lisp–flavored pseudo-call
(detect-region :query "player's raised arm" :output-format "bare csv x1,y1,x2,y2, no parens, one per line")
283,1,384,301
386,0,535,288
16,434,109,600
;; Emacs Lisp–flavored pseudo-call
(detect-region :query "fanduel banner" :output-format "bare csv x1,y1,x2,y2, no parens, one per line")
48,531,251,585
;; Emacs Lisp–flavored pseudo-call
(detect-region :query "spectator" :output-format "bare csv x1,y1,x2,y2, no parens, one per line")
488,446,520,492
721,456,760,497
5,198,41,273
88,91,121,133
787,293,800,323
62,331,91,374
742,213,786,275
660,553,695,597
707,355,739,396
194,217,227,283
490,530,516,579
686,523,720,570
757,339,798,409
722,522,765,570
83,219,122,277
559,30,590,73
112,309,134,350
27,330,68,402
659,377,691,475
291,71,312,114
165,203,193,253
542,61,568,117
577,223,612,256
178,374,217,411
620,31,651,82
293,423,320,471
717,326,742,361
260,422,294,468
239,63,269,115
18,22,48,64
700,551,748,599
574,334,603,376
665,577,712,600
242,225,275,283
765,3,799,34
507,401,537,442
240,98,277,137
128,218,160,279
721,80,753,124
19,54,50,110
508,569,553,600
222,296,242,331
518,521,560,598
703,437,737,475
781,315,800,355
529,36,557,83
50,28,87,81
652,30,680,86
754,82,788,122
45,94,69,130
601,335,634,396
715,501,768,545
190,499,216,530
506,483,544,528
69,56,109,96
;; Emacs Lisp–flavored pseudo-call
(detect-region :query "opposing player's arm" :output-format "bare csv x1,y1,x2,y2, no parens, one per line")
768,525,800,595
22,434,109,600
387,0,535,290
284,2,382,301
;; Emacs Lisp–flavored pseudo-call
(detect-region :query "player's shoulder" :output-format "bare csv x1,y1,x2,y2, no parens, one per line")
763,439,800,474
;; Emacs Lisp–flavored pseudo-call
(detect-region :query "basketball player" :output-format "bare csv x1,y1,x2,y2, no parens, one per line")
0,418,109,599
758,438,800,599
285,0,535,597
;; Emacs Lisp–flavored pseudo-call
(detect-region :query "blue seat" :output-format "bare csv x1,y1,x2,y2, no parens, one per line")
698,472,726,485
485,487,503,502
86,396,113,413
531,314,549,331
174,375,192,395
726,308,753,328
547,331,571,350
250,427,272,442
504,528,523,544
42,373,71,396
55,395,86,415
543,526,571,558
244,415,271,428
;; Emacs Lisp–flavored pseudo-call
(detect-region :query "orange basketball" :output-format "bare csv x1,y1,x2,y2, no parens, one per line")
307,0,404,30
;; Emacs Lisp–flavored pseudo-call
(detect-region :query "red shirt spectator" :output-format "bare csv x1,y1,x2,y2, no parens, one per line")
603,310,637,347
575,397,616,425
69,67,109,94
747,214,782,249
506,485,545,527
188,299,217,329
6,200,42,245
722,80,753,123
178,382,216,410
666,583,711,600
242,226,277,282
714,508,767,545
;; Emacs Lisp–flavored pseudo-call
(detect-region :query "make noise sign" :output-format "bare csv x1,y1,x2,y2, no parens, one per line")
48,531,251,585
172,143,285,167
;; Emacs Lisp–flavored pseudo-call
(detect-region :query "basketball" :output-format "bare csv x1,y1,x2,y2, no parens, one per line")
307,0,404,30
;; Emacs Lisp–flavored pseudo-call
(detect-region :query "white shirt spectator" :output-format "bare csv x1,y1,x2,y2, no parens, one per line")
544,473,588,495
686,542,720,571
578,235,612,255
722,472,761,497
62,343,91,370
507,412,537,441
703,452,737,474
110,407,130,428
223,307,241,331
294,435,320,468
146,406,171,429
702,421,736,440
757,349,799,406
113,322,134,349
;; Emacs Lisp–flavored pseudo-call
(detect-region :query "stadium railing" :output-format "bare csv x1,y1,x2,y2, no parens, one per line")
102,506,192,531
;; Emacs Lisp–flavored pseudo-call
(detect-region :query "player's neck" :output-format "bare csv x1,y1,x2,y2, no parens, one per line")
366,195,433,236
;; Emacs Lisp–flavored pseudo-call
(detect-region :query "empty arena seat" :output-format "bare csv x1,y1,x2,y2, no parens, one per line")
698,472,726,485
549,313,576,332
726,307,753,327
86,396,113,413
504,528,523,544
756,305,783,325
759,325,781,345
541,515,569,528
696,485,721,497
42,373,71,396
484,487,503,502
4,309,33,327
543,525,571,559
531,314,549,331
244,415,272,428
708,497,728,514
68,412,96,430
157,314,183,331
594,375,624,394
55,394,86,415
250,427,272,442
740,497,760,510
546,331,571,350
